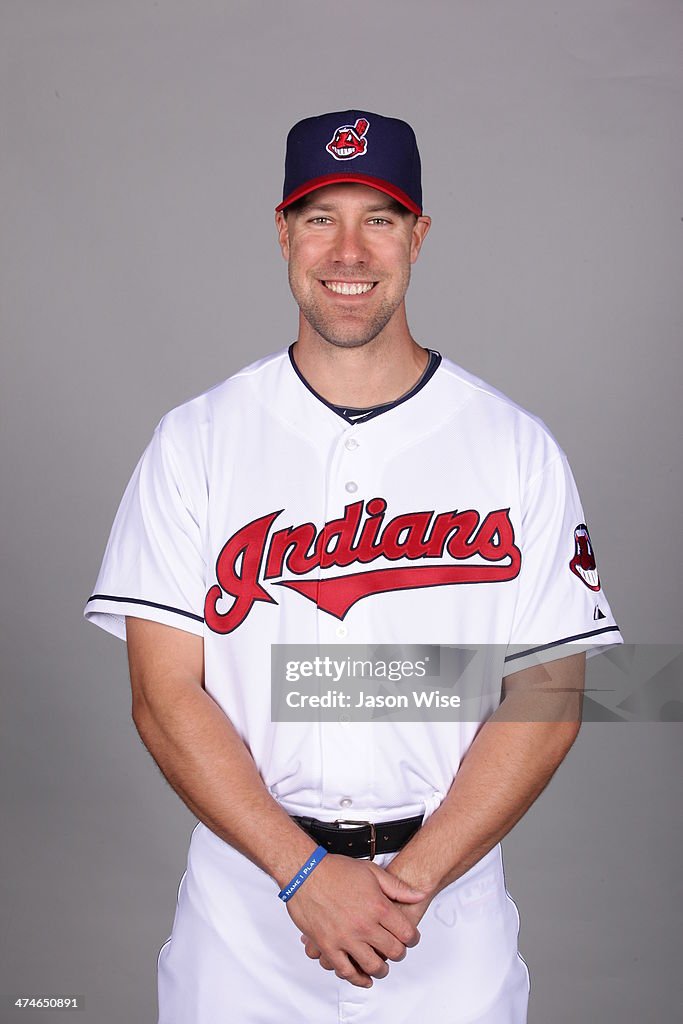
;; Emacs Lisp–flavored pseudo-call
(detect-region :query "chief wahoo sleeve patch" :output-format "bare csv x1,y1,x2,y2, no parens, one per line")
569,523,601,591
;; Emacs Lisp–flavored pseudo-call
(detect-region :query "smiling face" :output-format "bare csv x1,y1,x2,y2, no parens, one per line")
276,183,431,349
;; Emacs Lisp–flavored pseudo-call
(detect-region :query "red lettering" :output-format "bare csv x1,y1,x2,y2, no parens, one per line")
444,510,481,558
380,512,433,560
204,512,280,634
314,501,363,568
265,522,317,578
348,497,386,563
205,499,522,633
476,509,517,561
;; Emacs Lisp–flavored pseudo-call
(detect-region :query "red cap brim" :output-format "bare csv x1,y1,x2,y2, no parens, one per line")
276,172,422,216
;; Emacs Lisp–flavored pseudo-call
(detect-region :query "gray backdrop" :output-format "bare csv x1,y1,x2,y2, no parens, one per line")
2,1,681,1021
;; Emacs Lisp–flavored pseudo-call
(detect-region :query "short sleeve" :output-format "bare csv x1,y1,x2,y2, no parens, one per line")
83,419,206,641
503,452,623,676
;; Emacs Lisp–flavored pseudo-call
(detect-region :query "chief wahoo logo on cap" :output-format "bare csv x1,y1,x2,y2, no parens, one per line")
326,118,370,161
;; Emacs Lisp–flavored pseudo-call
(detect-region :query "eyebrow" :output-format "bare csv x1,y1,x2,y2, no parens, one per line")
300,201,399,214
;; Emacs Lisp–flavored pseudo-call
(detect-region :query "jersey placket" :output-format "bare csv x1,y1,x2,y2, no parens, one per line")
316,421,375,816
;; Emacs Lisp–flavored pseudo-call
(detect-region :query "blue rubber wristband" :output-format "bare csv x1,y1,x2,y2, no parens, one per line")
278,845,328,902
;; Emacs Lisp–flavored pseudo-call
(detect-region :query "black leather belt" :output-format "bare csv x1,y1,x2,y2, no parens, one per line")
291,813,423,859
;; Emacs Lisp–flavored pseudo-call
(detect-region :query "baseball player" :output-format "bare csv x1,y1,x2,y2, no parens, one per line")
84,109,622,1023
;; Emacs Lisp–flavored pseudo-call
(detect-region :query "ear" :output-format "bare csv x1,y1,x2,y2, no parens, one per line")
410,215,431,264
275,211,290,261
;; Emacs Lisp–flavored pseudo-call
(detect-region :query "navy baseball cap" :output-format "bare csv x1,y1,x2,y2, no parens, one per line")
276,109,423,216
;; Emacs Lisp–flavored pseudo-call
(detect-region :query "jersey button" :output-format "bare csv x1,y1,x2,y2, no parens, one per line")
336,624,348,638
339,797,353,809
345,481,358,493
344,438,359,451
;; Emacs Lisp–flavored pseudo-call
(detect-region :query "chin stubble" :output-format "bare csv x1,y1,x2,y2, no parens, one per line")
290,269,411,349
301,304,398,349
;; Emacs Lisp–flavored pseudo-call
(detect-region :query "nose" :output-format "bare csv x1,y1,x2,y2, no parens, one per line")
329,220,369,265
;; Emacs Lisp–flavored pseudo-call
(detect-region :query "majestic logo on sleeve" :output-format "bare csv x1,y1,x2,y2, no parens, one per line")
326,118,370,160
204,497,521,635
569,523,601,591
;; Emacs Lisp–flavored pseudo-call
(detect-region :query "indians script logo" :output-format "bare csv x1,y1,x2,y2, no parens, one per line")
326,118,370,160
569,523,601,591
204,498,521,635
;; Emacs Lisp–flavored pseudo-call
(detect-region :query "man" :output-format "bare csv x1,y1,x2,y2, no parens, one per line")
84,109,622,1023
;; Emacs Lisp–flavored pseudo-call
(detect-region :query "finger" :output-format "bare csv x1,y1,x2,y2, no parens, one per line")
304,940,322,960
319,955,335,971
331,952,373,989
367,926,408,962
385,905,421,942
372,866,428,904
348,944,390,980
381,907,421,948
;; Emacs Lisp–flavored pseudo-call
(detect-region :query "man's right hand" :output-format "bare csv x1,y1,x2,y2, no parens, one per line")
284,853,427,988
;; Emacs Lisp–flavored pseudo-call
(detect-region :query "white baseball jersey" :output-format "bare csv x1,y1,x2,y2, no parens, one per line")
84,345,622,1023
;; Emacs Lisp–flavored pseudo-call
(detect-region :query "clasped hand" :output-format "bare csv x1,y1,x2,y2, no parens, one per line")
285,853,433,989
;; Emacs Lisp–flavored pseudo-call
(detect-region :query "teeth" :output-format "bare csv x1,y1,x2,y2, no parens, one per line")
324,281,375,295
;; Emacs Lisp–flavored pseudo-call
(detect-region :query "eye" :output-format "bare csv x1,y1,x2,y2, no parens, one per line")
308,216,332,224
368,217,390,225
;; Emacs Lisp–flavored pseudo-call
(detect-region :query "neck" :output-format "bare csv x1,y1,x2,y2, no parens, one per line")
292,314,429,408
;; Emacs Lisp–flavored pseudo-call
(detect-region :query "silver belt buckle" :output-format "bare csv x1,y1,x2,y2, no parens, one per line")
334,819,377,860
